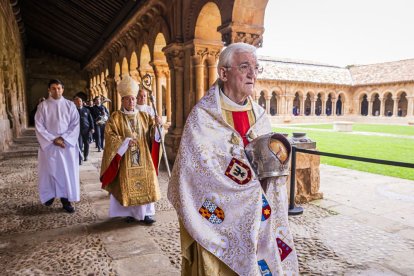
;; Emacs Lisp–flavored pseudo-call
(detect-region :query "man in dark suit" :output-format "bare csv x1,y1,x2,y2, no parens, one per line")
91,96,109,152
74,96,94,164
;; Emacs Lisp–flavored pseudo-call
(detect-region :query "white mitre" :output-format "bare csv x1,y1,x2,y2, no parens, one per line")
117,75,139,98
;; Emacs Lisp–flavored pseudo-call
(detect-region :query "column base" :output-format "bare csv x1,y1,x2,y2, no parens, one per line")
164,128,183,163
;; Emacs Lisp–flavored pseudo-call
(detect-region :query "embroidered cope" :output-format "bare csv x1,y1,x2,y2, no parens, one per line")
168,84,298,275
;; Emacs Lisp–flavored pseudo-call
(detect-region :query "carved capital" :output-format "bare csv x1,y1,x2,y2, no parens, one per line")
164,44,185,69
218,23,264,47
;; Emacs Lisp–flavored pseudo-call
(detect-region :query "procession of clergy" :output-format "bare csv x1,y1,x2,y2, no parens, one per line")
34,43,299,275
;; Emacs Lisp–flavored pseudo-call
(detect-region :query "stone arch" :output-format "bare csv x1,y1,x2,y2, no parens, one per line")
258,90,266,109
194,2,222,42
130,51,139,81
293,91,303,115
360,93,368,116
270,91,278,116
185,0,225,41
121,57,129,78
153,32,168,117
139,44,153,75
371,92,381,116
304,92,314,116
397,91,408,117
336,95,343,115
232,0,268,27
315,93,323,116
114,62,121,82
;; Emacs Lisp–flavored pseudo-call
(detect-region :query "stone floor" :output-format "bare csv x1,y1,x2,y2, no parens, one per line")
0,128,413,275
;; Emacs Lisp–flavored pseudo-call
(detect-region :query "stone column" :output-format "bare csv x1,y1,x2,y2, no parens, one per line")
265,96,270,114
165,70,172,122
207,48,221,87
300,97,305,116
353,98,360,115
311,99,316,115
367,100,373,116
392,96,398,117
321,99,326,116
332,98,337,116
407,96,414,117
105,76,116,112
153,66,163,116
379,97,385,116
207,57,217,87
286,95,294,115
193,55,204,102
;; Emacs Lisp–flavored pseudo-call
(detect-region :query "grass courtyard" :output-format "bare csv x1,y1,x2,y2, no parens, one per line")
272,124,414,181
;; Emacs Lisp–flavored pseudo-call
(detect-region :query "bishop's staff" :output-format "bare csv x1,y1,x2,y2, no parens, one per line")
140,73,171,177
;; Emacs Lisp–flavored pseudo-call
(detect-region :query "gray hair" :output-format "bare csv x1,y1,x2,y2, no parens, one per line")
217,42,257,72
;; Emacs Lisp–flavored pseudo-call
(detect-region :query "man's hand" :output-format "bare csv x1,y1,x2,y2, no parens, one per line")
155,116,163,125
128,139,138,147
53,137,65,148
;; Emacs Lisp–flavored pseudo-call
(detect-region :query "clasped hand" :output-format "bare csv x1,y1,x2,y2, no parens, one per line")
53,137,65,148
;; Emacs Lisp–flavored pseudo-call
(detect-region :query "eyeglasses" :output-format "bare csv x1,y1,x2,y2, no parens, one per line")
225,64,264,75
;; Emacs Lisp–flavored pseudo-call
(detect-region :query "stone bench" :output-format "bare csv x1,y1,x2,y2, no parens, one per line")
333,121,353,132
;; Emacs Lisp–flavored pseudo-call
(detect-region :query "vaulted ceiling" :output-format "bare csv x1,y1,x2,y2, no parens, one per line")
18,0,145,65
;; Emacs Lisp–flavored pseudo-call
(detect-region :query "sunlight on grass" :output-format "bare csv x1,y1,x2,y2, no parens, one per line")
272,125,414,180
287,123,414,136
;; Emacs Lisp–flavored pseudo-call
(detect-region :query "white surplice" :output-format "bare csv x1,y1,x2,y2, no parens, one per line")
35,96,80,203
136,104,155,117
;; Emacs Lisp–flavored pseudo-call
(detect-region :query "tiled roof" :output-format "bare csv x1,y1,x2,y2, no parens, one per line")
348,59,414,85
258,56,352,85
258,56,414,86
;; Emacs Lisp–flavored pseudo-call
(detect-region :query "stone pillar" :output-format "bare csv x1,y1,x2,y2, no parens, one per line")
207,48,221,87
321,99,326,116
105,76,116,112
193,55,204,102
311,99,316,116
265,97,270,114
154,66,163,116
300,97,305,116
332,98,337,116
407,96,414,117
164,44,185,161
392,96,398,117
379,97,385,116
207,57,218,87
367,100,373,116
165,71,172,122
353,98,360,115
286,95,294,115
279,96,286,115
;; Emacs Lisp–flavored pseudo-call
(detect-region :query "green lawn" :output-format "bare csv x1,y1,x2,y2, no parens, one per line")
291,123,414,136
272,125,414,180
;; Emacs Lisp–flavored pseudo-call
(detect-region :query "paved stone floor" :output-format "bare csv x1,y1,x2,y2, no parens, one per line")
0,129,413,275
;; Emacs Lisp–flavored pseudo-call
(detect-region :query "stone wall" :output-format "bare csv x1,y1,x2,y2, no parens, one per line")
0,0,27,152
25,49,88,125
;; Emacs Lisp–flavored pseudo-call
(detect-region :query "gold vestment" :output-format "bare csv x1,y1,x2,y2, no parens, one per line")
100,110,160,206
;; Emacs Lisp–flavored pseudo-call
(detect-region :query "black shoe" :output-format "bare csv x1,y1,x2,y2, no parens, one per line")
97,149,101,152
84,157,88,161
125,216,135,223
44,198,54,206
142,215,156,225
60,198,75,213
62,204,75,213
79,160,83,165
